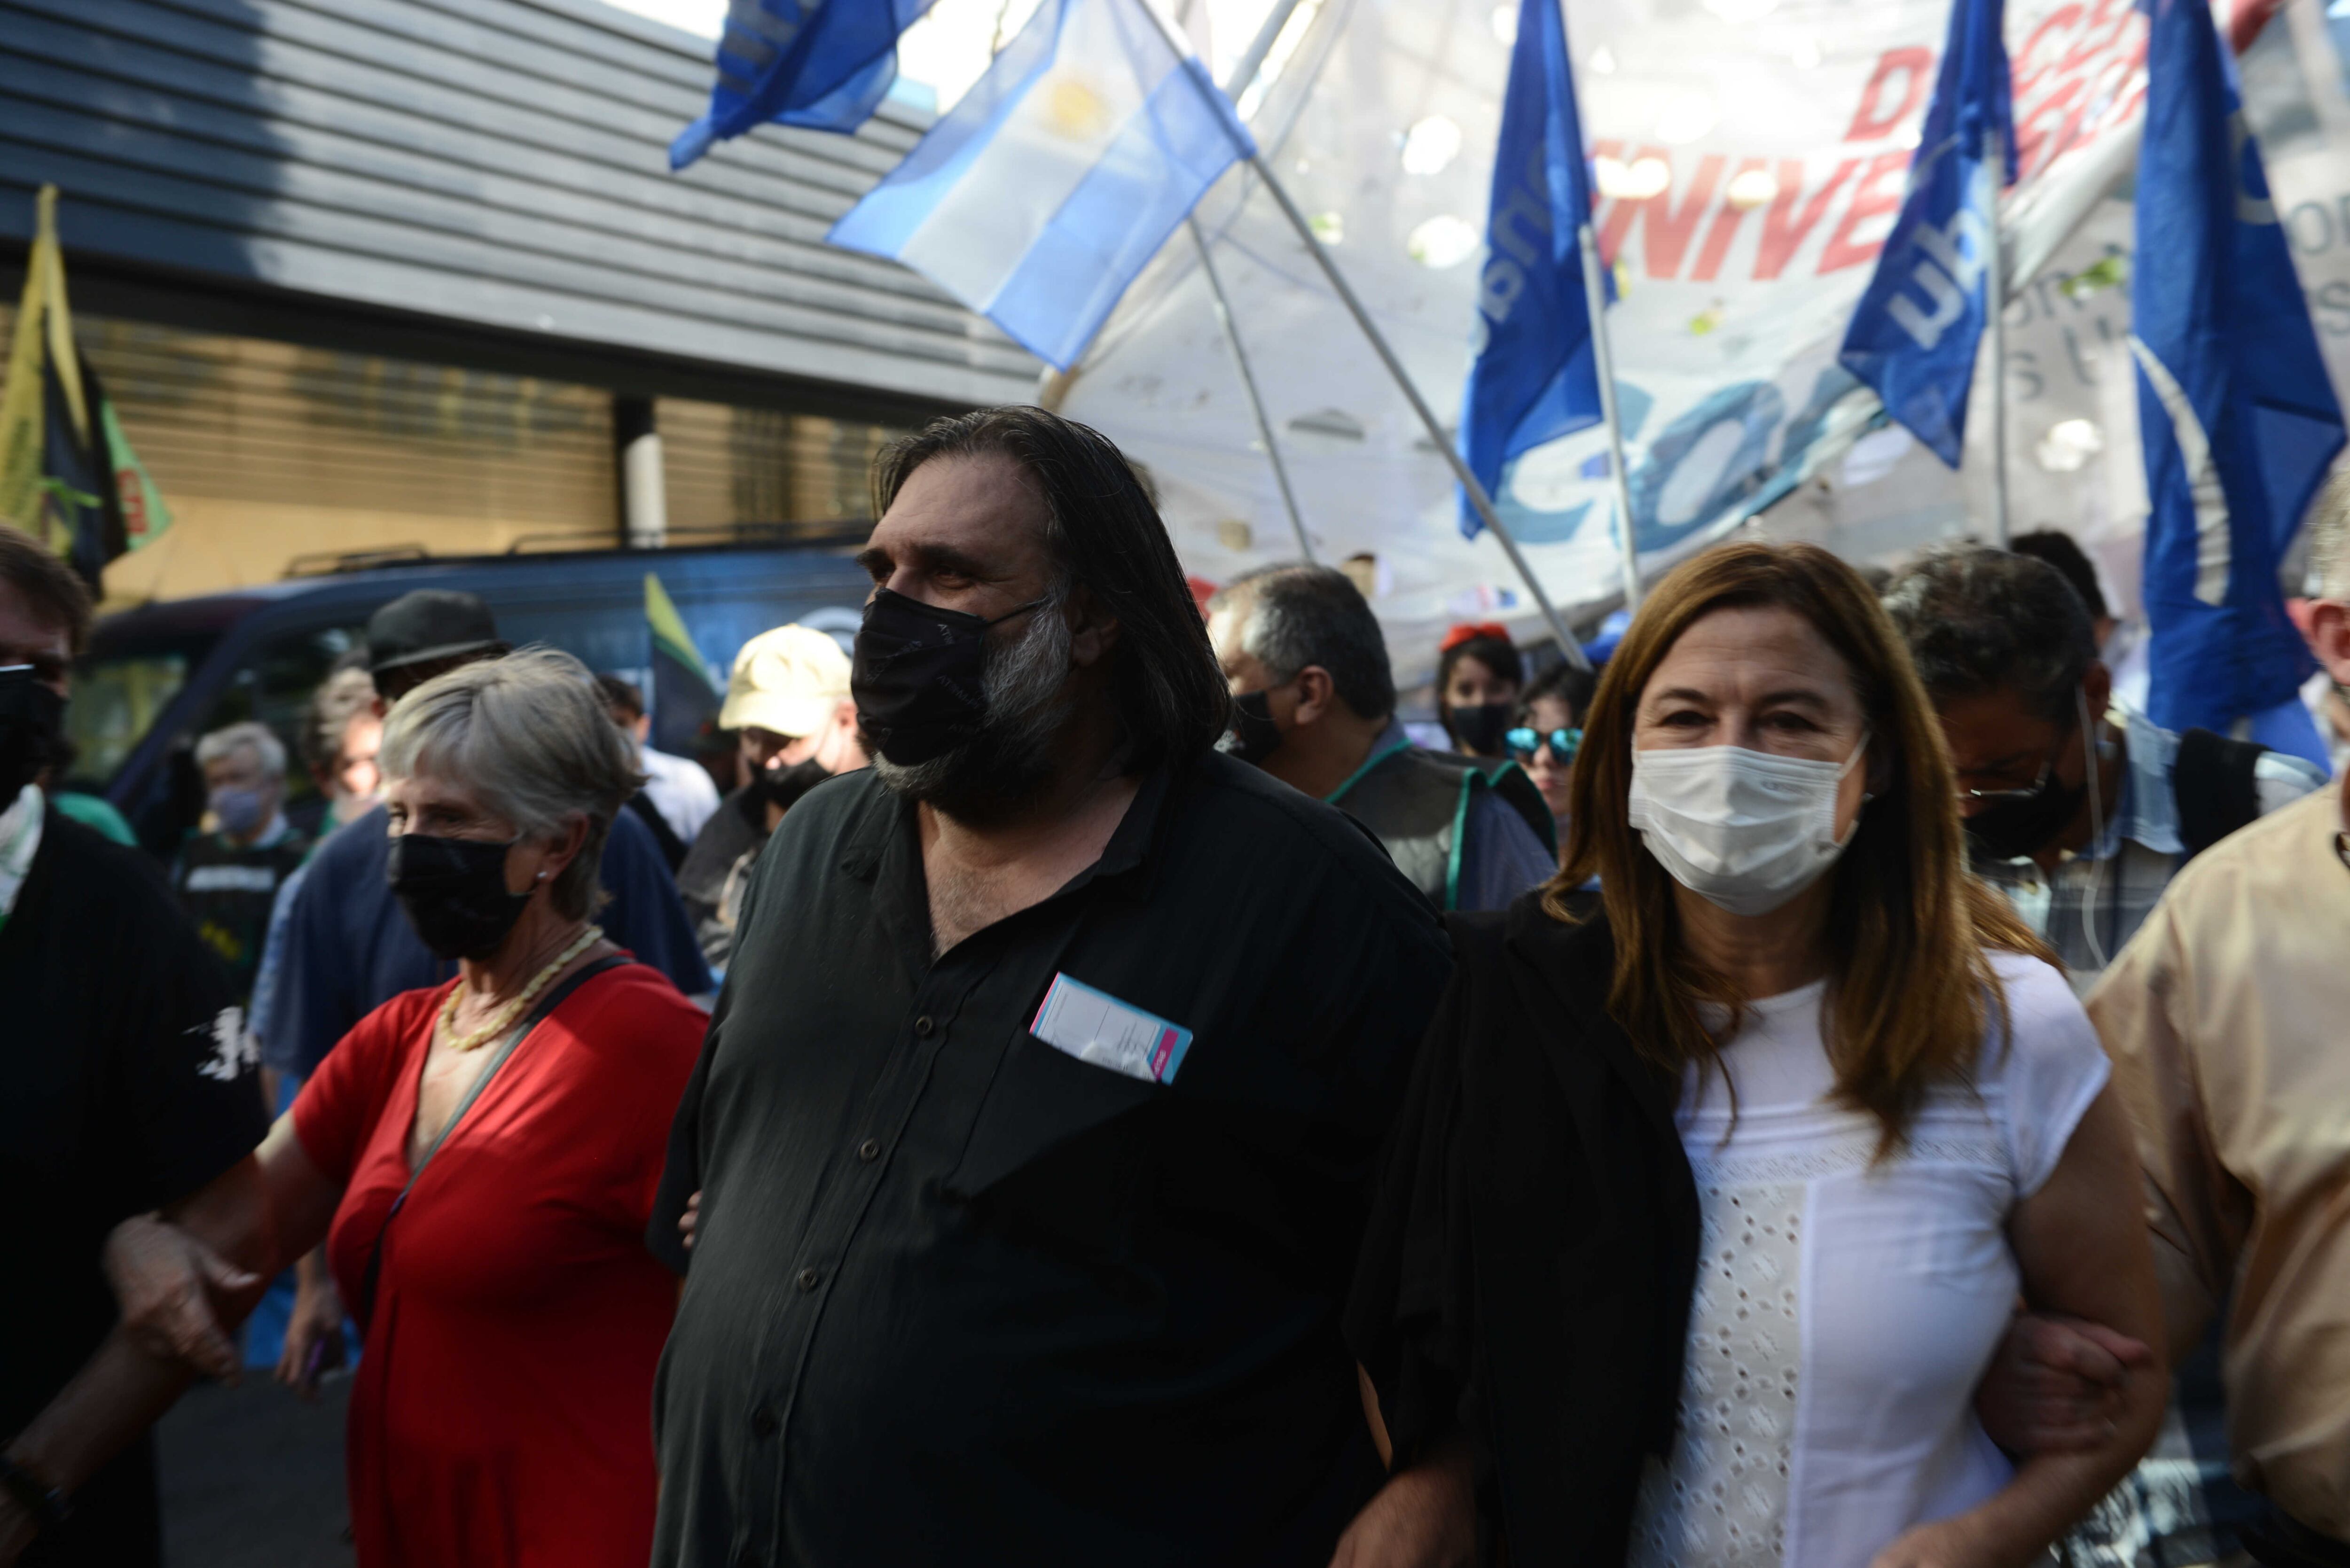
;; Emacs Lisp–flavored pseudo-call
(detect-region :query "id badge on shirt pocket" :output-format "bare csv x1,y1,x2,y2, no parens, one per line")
1028,973,1193,1085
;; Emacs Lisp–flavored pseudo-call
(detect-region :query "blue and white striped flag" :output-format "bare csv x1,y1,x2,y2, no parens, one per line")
671,0,940,171
828,0,1254,372
1836,0,2014,467
2132,0,2344,738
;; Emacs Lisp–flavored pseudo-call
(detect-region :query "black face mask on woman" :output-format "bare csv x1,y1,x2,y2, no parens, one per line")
851,588,1049,766
1447,700,1514,757
386,832,533,961
0,665,64,800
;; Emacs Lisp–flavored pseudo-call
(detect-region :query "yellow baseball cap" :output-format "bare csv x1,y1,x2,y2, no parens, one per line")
718,624,851,738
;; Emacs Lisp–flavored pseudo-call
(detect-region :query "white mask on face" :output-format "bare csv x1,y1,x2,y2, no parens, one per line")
1626,737,1869,918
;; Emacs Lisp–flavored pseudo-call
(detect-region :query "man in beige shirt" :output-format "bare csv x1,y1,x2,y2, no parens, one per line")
2085,493,2350,1560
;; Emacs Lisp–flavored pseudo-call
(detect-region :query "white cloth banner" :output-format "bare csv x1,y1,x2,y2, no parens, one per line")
1055,0,2163,682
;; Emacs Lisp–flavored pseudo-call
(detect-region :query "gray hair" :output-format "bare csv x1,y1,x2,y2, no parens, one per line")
1882,545,2096,725
1207,563,1397,722
2310,468,2350,602
196,719,287,780
378,647,644,920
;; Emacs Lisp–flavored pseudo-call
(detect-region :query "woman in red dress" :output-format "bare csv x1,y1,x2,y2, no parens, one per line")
128,648,705,1567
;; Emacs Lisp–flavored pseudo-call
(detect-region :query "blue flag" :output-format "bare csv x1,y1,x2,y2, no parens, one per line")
671,0,941,170
1837,0,2014,467
2131,0,2344,734
828,0,1253,372
1456,0,1605,539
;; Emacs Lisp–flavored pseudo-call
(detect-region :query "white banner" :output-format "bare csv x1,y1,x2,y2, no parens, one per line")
1057,0,2165,683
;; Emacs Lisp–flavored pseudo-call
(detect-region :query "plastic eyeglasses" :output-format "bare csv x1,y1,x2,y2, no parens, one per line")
1505,726,1581,762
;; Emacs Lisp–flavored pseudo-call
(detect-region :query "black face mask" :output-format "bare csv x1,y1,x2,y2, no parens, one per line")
1963,758,2087,862
753,755,831,816
1219,689,1284,767
0,665,64,800
851,588,1047,766
385,832,532,961
1448,700,1514,757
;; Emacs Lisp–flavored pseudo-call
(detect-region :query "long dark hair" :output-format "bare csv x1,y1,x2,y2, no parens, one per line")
872,407,1231,769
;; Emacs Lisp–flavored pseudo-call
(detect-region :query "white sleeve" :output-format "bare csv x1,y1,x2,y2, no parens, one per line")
1989,953,2113,1197
2252,749,2328,813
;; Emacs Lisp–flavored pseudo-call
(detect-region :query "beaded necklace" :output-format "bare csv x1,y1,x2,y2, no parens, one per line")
438,923,603,1053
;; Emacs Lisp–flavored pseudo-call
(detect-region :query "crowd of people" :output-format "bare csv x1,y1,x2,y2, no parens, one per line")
2,403,2348,1568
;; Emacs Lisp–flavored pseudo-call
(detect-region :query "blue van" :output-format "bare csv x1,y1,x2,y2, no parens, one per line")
70,540,873,856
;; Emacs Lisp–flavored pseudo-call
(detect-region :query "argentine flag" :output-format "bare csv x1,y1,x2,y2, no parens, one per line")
828,0,1255,371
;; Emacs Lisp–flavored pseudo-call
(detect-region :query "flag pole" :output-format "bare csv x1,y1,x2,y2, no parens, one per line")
1577,223,1643,613
1137,0,1583,662
1986,126,2011,548
1187,218,1315,562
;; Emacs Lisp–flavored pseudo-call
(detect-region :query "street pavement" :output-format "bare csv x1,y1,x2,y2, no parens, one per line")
157,1372,352,1568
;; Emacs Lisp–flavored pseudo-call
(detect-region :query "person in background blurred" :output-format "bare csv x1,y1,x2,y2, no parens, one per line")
1884,546,2321,992
2011,530,2120,650
0,522,270,1568
1507,660,1596,828
263,591,712,1084
595,672,720,853
1435,623,1524,760
677,624,865,970
172,721,307,1009
1207,564,1554,911
65,649,708,1568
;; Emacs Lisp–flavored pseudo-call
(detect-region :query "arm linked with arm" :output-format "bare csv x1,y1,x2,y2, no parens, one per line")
1872,1087,2170,1568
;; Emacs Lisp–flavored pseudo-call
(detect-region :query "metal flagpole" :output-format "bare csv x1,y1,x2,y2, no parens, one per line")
1577,223,1643,613
1986,126,2011,548
1134,0,1584,661
1187,217,1315,562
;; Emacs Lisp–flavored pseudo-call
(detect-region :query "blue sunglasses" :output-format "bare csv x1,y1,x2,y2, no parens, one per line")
1504,725,1581,762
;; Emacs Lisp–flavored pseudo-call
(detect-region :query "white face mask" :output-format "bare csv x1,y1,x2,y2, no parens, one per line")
1626,738,1868,918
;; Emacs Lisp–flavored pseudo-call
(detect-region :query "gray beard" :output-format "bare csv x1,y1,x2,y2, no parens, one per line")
871,600,1074,822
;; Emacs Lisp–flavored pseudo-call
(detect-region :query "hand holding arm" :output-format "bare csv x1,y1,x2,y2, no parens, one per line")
1975,1311,2156,1455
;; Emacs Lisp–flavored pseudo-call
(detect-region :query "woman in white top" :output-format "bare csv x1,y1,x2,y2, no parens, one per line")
1341,540,2164,1568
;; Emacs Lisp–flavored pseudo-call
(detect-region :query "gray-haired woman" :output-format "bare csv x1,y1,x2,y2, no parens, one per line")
103,648,707,1568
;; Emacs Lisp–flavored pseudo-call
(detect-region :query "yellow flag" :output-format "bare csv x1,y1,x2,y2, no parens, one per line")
0,186,55,537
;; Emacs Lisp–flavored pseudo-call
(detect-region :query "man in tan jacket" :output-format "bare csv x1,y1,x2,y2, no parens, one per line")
2085,490,2350,1563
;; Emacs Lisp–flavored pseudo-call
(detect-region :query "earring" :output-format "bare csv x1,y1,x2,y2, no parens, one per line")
535,869,547,882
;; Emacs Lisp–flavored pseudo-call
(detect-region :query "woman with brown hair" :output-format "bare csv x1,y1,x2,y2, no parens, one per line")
1338,541,2165,1568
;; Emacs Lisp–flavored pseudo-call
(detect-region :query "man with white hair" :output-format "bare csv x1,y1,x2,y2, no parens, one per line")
173,720,308,1007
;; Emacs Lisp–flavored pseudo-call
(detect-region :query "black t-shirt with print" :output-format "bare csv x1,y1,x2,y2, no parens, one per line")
2,811,266,1565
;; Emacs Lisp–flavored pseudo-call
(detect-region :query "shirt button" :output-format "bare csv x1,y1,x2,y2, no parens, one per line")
750,1407,778,1438
857,1137,881,1162
914,1014,935,1037
797,1266,821,1292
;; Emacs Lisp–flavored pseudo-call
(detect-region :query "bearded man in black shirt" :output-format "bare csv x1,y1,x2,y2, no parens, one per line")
648,408,1455,1567
0,525,271,1567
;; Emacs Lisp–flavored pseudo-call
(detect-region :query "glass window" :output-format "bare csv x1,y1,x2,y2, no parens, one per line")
191,626,368,813
64,638,211,790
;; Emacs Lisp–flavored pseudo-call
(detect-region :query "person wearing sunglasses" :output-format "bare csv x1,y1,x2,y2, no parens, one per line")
1505,662,1596,827
2007,483,2350,1567
1883,543,2326,1568
1884,546,2322,995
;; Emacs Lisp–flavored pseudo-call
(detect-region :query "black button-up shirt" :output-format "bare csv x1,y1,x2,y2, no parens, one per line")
648,751,1451,1568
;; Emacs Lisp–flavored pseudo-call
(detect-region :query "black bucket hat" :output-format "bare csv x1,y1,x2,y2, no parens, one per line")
365,590,508,674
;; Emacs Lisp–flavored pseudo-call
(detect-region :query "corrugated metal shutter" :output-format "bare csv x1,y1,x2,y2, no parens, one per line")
0,0,1040,408
1,301,619,593
658,397,902,539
